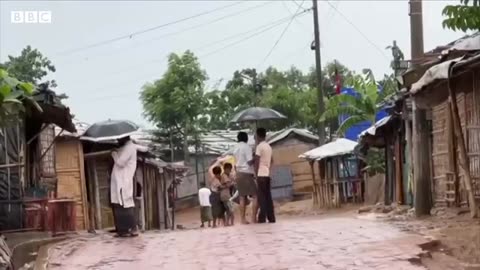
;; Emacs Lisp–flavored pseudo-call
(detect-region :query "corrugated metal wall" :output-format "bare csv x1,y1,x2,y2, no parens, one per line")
271,165,293,201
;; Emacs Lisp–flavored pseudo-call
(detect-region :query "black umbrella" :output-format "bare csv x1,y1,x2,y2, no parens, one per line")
81,119,139,142
229,107,287,123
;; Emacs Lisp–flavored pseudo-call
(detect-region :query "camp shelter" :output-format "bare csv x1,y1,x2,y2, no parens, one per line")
357,110,409,206
300,138,364,208
406,41,480,209
267,129,318,197
0,84,76,231
82,140,186,231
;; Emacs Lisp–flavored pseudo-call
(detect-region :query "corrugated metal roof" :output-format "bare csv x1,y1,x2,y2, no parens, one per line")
358,116,392,139
443,32,480,53
267,128,317,145
191,129,255,155
409,54,480,95
299,138,357,161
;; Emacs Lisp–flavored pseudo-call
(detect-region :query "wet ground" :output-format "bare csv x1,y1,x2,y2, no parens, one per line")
48,216,432,270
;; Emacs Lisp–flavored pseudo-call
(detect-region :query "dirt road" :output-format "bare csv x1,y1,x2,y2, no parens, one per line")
48,216,431,270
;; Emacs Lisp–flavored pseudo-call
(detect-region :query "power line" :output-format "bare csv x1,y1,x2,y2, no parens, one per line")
281,0,310,32
325,0,389,60
70,11,312,101
57,1,244,56
257,1,306,69
291,0,306,10
200,9,310,59
68,12,307,86
60,1,275,63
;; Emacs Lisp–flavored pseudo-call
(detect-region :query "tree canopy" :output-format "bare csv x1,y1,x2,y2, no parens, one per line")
0,45,56,85
442,0,480,32
140,50,208,161
0,68,40,125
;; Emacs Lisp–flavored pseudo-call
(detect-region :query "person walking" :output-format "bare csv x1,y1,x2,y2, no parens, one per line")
198,183,212,228
231,132,257,224
110,136,139,237
254,128,275,223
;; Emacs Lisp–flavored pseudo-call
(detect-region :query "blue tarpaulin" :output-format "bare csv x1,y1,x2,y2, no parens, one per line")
337,87,387,141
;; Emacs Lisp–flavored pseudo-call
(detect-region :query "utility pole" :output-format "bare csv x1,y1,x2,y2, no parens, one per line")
409,0,431,216
312,0,325,146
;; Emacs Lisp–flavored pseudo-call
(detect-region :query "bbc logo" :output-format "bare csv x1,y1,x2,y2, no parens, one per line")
11,11,52,24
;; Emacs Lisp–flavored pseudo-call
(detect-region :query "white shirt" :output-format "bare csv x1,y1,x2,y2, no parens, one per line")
256,141,272,177
110,140,138,208
198,187,212,207
232,142,254,174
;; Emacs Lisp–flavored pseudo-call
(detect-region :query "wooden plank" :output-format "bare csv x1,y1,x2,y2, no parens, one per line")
310,161,318,207
92,159,103,228
395,134,404,204
77,142,90,231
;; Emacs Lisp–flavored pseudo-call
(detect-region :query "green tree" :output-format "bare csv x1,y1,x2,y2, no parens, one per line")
442,0,480,32
0,69,40,125
0,46,56,85
204,90,232,130
140,50,207,162
320,71,393,136
201,62,354,132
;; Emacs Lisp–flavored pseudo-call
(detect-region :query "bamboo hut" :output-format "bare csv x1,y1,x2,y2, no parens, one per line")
267,129,318,195
357,113,409,205
0,85,76,232
300,138,364,208
82,142,185,231
396,33,480,217
407,51,480,212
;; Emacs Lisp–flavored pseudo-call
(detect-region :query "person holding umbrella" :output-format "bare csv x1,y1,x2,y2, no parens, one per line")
110,136,140,237
81,119,146,236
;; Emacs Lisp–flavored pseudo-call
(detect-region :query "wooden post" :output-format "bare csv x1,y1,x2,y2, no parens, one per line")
404,102,414,205
413,99,433,216
448,83,478,218
384,144,391,205
309,161,318,207
91,159,102,229
77,142,90,231
332,158,338,207
323,160,331,208
320,159,327,207
395,134,404,204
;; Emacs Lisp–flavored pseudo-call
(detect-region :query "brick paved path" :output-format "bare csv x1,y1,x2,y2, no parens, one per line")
49,217,428,270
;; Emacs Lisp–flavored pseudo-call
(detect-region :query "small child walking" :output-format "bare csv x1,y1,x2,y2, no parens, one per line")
198,183,212,228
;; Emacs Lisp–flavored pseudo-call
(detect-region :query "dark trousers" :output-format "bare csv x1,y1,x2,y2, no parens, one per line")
257,177,275,223
112,203,136,234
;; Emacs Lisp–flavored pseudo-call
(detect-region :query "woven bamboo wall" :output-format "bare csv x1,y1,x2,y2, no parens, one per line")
431,99,449,206
430,69,480,207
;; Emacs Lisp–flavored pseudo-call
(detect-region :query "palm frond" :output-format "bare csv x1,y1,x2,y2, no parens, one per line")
321,104,364,122
337,115,367,136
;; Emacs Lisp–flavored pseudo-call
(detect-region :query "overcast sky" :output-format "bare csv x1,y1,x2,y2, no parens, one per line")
0,0,466,128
